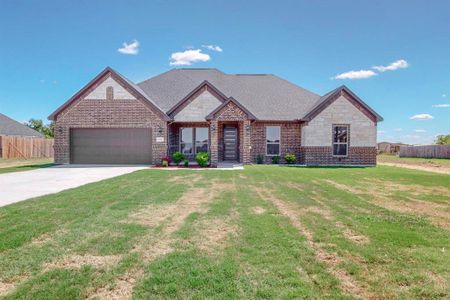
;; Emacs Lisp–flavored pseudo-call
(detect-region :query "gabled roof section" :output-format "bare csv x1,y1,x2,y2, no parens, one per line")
206,97,257,120
303,85,383,122
167,80,228,117
0,113,44,137
48,67,170,121
137,68,322,120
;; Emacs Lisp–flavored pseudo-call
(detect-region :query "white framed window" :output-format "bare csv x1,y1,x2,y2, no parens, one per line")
180,127,209,155
180,128,193,154
266,126,280,156
332,125,349,156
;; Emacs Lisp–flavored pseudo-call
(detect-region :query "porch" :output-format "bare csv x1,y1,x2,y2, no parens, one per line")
168,120,251,166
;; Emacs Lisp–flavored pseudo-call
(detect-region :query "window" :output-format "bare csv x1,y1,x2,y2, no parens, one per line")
266,126,280,155
180,127,209,155
195,128,208,153
180,128,193,154
332,125,349,156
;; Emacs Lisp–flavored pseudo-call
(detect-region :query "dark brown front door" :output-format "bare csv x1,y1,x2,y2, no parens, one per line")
223,125,238,161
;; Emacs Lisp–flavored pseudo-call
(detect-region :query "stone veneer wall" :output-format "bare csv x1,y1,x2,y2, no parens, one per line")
300,94,377,166
54,73,167,165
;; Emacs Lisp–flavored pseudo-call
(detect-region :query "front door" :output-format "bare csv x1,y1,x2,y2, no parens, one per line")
223,125,238,161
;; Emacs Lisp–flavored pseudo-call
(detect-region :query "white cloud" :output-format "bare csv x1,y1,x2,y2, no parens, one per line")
378,130,386,134
394,128,403,132
202,44,223,52
372,59,409,72
169,49,210,66
414,129,426,133
333,70,377,80
432,104,450,108
118,40,139,55
410,114,434,120
442,94,447,98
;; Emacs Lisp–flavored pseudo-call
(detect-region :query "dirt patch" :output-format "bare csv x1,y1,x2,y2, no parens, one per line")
251,206,266,215
323,180,363,195
335,222,369,245
0,281,16,297
378,162,450,175
193,216,239,255
87,270,144,300
30,233,53,245
43,255,122,271
254,187,372,299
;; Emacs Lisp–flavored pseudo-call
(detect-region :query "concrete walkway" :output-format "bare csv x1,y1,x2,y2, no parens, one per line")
0,165,148,207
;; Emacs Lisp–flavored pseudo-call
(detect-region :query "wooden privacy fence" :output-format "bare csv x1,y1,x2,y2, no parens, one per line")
0,135,54,159
399,145,450,158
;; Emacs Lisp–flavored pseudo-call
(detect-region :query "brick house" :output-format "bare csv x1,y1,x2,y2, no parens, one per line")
48,67,383,166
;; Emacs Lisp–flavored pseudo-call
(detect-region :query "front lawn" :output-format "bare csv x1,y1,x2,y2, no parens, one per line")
378,154,450,167
0,158,53,174
0,166,449,299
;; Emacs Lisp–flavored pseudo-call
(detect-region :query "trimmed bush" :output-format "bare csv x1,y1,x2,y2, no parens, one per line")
172,151,185,165
195,152,209,167
196,152,209,167
284,153,297,164
271,156,280,164
184,160,189,167
256,154,264,164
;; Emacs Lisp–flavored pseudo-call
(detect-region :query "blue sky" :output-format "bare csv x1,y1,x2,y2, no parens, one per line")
1,0,449,144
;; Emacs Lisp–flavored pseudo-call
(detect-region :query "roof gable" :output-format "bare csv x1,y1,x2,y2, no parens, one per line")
303,85,383,123
168,81,228,117
48,67,170,121
206,97,256,120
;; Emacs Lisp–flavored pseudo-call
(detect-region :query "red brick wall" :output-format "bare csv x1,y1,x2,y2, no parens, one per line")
250,122,301,164
54,74,168,164
300,146,377,166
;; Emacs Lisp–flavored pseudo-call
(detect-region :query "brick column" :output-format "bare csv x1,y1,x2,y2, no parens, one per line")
210,121,219,167
242,120,251,164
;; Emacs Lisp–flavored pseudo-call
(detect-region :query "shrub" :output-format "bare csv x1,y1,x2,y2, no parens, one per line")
256,154,264,164
161,155,171,167
172,151,185,165
284,153,297,164
271,155,280,164
195,152,209,167
184,160,189,167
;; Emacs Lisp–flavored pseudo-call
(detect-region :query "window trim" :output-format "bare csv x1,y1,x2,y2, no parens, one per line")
179,127,209,155
332,124,349,157
266,126,281,156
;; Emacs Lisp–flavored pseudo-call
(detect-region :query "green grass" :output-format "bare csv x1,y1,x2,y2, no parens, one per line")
0,165,449,299
0,158,53,174
378,153,450,167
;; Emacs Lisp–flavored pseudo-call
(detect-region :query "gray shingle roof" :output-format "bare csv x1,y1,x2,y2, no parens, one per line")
138,68,322,120
0,113,44,137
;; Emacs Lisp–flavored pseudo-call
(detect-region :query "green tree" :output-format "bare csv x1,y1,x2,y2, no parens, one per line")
25,118,54,138
435,134,450,145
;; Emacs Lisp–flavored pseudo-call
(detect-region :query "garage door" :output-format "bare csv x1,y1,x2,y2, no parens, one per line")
71,128,152,164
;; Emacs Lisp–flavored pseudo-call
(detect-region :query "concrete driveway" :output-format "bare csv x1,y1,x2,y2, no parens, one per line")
0,165,148,207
